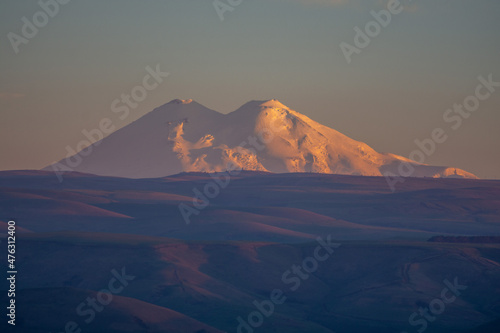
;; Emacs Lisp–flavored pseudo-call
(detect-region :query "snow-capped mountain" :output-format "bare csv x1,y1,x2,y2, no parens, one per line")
46,99,478,179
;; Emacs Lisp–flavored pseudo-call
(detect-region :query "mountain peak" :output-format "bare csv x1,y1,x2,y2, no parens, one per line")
259,99,289,109
232,99,291,117
168,99,194,105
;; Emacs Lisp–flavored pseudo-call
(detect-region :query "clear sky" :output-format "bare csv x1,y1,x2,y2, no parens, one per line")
1,0,499,178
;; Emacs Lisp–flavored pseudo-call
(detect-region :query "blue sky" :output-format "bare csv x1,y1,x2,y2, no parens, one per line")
1,0,499,178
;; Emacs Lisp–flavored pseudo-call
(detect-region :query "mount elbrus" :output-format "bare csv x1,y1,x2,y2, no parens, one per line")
47,99,477,179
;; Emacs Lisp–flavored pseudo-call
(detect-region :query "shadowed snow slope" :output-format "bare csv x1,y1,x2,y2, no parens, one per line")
46,99,478,179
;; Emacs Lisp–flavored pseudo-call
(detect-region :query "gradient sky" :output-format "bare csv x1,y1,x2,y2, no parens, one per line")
1,0,499,178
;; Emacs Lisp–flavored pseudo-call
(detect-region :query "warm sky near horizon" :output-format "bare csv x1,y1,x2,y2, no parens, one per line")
0,0,499,178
